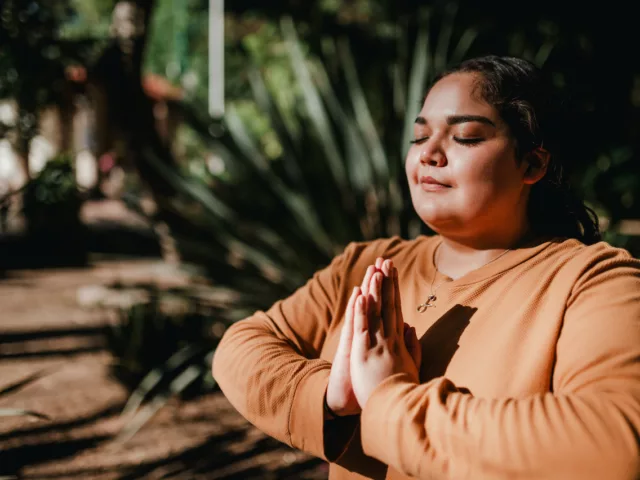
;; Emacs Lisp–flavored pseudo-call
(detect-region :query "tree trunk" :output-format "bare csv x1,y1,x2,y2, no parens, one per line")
86,0,181,263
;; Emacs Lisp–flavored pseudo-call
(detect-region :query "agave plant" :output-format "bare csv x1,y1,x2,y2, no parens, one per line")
159,6,478,314
105,284,219,443
115,4,479,439
106,285,214,389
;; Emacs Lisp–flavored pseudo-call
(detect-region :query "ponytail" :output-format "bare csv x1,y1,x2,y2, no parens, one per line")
528,161,601,245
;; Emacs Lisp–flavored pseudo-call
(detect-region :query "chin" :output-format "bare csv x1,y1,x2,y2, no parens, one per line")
412,203,461,232
415,212,451,232
412,198,440,218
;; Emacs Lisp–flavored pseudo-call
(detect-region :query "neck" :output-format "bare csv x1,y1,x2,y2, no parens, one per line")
435,222,533,280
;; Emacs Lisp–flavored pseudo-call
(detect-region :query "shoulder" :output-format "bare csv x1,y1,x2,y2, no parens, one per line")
543,237,639,273
542,238,640,300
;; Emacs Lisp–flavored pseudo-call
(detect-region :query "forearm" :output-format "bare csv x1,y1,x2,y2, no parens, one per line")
360,374,640,480
213,312,334,458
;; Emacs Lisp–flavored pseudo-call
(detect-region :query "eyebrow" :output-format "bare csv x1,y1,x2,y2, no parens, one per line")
414,115,496,127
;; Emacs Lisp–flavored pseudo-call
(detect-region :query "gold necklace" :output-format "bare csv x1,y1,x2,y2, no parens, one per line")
416,243,512,313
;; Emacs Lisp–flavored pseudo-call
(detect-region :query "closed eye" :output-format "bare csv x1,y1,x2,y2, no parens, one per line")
410,136,484,145
454,137,483,146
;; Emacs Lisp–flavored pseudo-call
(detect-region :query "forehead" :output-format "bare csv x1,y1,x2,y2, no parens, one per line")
420,72,498,121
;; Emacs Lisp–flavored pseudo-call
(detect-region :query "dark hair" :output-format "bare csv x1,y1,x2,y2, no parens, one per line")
433,55,601,245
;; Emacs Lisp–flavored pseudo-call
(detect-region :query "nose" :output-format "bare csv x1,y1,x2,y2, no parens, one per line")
419,140,447,167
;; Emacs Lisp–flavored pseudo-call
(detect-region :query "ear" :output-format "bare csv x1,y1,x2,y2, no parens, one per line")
522,147,550,185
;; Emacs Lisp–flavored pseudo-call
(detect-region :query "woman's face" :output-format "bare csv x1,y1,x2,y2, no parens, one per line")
405,72,530,240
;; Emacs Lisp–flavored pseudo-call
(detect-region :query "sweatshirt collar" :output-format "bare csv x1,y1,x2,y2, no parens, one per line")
417,234,561,287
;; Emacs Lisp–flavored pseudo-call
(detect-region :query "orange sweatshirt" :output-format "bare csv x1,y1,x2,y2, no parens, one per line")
212,235,640,479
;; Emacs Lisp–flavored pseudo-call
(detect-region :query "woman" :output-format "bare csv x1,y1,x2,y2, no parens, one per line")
212,56,640,479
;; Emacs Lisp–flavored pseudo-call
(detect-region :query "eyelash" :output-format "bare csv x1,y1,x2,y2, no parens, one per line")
409,137,484,146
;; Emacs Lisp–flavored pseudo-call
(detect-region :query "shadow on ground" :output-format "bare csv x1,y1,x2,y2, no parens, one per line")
0,298,327,480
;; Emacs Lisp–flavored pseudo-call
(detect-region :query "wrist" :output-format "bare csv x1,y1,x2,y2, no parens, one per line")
323,391,338,420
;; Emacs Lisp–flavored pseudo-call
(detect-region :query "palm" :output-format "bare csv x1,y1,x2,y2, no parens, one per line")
326,260,420,416
350,259,422,407
326,264,379,416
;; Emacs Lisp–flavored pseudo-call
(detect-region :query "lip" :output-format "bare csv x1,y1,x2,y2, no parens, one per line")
419,176,451,192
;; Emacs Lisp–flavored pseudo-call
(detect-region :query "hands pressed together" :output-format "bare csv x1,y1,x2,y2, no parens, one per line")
325,258,422,418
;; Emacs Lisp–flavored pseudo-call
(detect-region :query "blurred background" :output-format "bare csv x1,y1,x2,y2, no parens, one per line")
0,0,638,478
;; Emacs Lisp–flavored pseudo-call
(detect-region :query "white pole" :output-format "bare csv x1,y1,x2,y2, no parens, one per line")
209,0,224,118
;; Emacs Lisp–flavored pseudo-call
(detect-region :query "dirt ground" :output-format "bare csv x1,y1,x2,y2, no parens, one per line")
0,259,329,479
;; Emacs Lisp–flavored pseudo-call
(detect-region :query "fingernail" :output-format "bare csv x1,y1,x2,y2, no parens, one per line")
353,286,360,294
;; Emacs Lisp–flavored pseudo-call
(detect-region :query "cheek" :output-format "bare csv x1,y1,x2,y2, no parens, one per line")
457,145,515,184
451,151,518,204
404,151,420,183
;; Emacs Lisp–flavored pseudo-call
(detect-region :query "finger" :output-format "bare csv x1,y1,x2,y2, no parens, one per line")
353,294,368,333
380,259,392,279
381,260,395,338
352,294,370,357
360,265,375,296
375,257,384,270
366,288,380,346
371,272,383,318
336,287,360,353
368,272,383,337
393,267,405,336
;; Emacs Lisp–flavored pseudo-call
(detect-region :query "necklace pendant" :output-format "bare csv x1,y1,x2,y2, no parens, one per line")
417,295,437,313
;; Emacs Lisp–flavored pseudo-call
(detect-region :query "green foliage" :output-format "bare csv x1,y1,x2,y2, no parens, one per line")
21,153,83,232
104,283,223,442
0,1,69,97
0,0,100,157
14,153,89,266
143,0,210,103
0,1,95,101
59,0,113,39
106,285,215,391
151,7,478,319
22,154,78,204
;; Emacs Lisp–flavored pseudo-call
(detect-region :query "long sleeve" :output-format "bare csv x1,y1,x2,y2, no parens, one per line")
360,248,640,479
212,241,361,461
